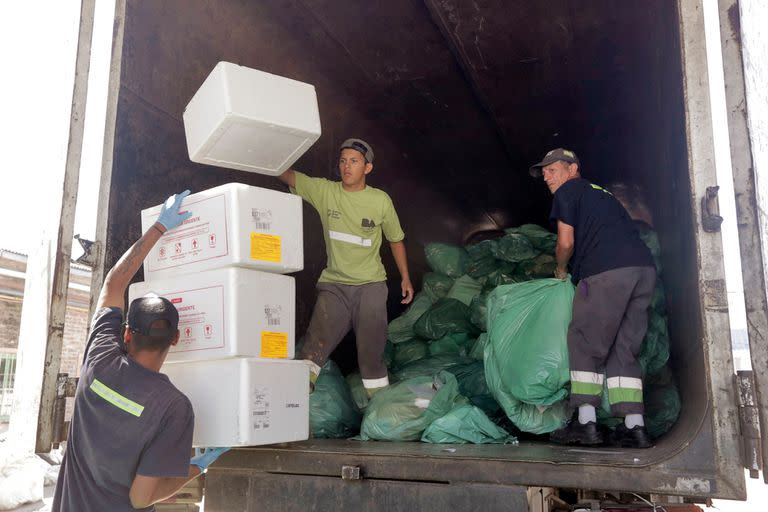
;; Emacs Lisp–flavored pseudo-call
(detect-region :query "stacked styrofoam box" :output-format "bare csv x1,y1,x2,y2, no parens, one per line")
183,61,321,175
132,182,309,447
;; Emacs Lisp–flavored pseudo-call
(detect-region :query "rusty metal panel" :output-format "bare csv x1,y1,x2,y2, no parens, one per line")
677,0,745,498
717,0,768,482
8,0,96,454
205,470,528,512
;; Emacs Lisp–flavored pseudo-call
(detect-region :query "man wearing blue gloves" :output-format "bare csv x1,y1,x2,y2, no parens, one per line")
53,191,228,511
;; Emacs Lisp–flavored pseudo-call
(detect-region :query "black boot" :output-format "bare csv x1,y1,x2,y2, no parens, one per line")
550,418,604,446
609,423,653,448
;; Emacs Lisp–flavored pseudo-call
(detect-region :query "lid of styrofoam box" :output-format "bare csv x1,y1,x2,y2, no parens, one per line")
163,358,309,447
140,183,303,279
183,62,322,175
128,266,296,363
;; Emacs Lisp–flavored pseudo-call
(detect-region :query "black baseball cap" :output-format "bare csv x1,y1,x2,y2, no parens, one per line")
126,295,179,339
339,138,374,163
529,148,580,177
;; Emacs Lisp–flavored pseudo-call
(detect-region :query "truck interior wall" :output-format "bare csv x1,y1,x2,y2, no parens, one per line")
106,0,711,474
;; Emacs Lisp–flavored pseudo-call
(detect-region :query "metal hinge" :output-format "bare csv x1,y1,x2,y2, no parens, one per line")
701,186,723,233
736,371,763,478
52,373,79,448
341,465,362,481
73,235,99,268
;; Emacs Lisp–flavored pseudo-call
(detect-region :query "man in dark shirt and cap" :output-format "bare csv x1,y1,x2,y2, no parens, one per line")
530,149,656,448
53,190,227,511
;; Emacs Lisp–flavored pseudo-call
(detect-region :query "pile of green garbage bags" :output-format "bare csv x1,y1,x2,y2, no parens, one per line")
308,223,679,443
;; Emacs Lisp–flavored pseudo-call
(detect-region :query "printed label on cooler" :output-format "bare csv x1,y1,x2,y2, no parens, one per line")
168,285,226,353
260,331,288,358
145,194,229,273
252,386,271,431
251,208,273,231
264,304,283,327
250,233,281,262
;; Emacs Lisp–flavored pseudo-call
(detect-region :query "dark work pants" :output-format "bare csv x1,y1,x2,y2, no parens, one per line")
567,266,656,416
300,281,389,388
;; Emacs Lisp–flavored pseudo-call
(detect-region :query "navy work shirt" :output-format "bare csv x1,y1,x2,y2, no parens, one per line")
549,178,654,283
52,307,194,512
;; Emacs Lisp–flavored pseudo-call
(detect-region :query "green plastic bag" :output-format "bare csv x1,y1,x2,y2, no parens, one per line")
428,332,473,356
388,292,433,344
392,354,474,381
425,243,470,278
469,292,488,332
383,339,395,368
485,280,574,407
465,240,501,278
392,339,429,367
446,275,483,306
422,273,456,302
413,298,476,340
358,371,464,441
643,366,681,438
639,311,670,376
469,333,488,361
490,390,570,434
346,372,370,411
483,262,526,290
505,224,557,254
638,226,663,272
466,239,498,260
310,361,362,438
493,233,541,263
422,404,514,444
515,254,557,280
444,361,501,416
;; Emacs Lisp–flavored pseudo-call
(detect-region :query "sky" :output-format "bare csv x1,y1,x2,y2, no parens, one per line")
0,0,758,330
0,0,113,259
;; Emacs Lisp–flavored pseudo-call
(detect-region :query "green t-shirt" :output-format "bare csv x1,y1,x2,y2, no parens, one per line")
292,172,405,285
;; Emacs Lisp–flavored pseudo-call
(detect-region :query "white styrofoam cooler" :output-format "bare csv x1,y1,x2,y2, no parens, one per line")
183,61,321,175
163,358,309,447
129,267,296,363
141,183,303,279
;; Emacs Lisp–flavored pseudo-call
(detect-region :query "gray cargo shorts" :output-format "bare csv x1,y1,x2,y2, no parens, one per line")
300,281,389,383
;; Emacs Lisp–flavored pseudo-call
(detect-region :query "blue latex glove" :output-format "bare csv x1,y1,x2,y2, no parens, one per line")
156,190,193,231
190,447,229,472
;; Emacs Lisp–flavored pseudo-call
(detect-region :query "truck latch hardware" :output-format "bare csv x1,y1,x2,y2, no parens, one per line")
74,235,99,268
736,371,762,478
701,186,723,232
52,373,79,448
341,465,362,480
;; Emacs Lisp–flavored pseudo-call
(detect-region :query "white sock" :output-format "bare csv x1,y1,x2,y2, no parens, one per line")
625,414,645,429
578,404,596,424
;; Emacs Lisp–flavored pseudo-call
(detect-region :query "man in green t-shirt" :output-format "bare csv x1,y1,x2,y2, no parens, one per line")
278,138,414,397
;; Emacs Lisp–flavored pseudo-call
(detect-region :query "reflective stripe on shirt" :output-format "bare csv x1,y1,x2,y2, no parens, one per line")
90,378,145,417
329,229,373,247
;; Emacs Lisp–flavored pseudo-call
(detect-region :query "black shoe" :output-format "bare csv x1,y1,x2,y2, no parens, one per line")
609,423,653,448
550,420,604,446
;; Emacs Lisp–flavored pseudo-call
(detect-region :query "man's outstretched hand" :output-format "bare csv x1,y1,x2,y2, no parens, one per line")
156,190,193,232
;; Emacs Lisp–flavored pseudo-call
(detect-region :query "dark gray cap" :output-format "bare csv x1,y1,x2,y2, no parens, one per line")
529,148,580,177
340,138,374,163
126,295,179,339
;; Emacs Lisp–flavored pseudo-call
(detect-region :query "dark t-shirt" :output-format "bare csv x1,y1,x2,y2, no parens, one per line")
549,178,654,283
52,307,194,512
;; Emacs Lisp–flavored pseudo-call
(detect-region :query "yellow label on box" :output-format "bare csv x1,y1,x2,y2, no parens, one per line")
260,331,288,358
250,233,281,262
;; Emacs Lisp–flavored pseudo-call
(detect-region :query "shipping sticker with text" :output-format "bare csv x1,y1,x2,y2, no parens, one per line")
147,194,229,272
260,331,288,358
170,285,225,353
252,386,271,431
250,233,281,262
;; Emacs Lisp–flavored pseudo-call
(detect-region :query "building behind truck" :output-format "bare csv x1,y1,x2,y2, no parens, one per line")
10,0,768,511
